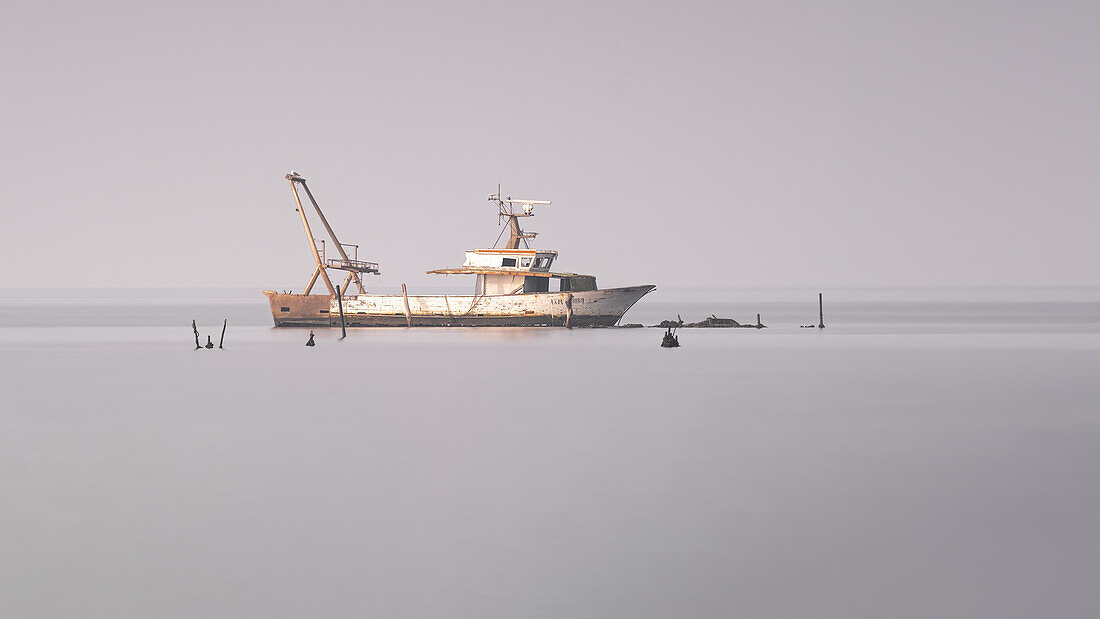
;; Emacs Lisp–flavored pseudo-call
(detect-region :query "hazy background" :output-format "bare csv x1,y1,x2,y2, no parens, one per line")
1,0,1097,290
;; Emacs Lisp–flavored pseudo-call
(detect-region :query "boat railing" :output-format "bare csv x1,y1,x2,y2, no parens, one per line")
314,239,378,272
326,258,380,273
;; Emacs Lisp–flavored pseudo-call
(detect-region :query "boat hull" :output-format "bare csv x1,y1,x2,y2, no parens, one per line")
263,285,655,327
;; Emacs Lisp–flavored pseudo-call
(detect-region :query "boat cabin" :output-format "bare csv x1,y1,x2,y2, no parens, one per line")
463,249,556,271
427,248,597,295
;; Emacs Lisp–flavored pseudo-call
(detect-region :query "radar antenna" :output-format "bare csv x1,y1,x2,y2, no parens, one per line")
488,184,551,249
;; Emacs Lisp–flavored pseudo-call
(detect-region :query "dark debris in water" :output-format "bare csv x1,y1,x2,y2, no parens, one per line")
653,315,765,329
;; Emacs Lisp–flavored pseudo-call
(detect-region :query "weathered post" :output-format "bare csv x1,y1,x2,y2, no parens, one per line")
818,292,825,329
335,286,347,339
401,283,413,327
757,313,762,329
192,320,201,350
564,293,574,329
218,319,227,349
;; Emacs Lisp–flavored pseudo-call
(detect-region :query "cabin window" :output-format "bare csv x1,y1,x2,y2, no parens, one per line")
502,257,517,267
521,257,532,267
569,276,597,291
523,276,549,293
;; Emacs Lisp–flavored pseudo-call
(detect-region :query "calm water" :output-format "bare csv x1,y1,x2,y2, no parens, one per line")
1,286,1098,618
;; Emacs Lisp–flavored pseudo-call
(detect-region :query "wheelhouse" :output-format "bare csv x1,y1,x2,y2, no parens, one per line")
462,249,557,271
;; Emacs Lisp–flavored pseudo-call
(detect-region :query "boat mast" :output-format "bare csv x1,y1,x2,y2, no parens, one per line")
296,180,366,295
489,186,550,249
287,172,336,295
286,172,378,295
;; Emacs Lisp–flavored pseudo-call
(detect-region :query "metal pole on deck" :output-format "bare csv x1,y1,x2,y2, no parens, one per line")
401,283,413,327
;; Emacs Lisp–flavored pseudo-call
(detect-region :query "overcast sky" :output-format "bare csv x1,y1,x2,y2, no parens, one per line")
1,1,1096,289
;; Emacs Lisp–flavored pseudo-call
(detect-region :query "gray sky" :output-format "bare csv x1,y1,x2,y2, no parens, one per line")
2,1,1097,289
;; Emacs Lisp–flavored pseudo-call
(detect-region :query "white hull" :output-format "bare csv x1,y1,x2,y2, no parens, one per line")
265,286,655,327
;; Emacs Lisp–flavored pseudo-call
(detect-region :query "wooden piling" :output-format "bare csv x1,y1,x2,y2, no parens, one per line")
336,286,347,339
218,319,227,349
401,283,413,327
818,292,825,329
192,319,201,350
565,293,573,329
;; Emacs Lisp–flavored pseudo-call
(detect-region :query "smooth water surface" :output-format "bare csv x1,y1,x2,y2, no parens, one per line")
1,287,1098,618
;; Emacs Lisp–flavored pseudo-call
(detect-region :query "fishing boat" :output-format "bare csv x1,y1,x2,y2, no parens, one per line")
263,172,655,327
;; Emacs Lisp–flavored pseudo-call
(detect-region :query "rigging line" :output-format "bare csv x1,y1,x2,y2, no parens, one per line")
461,293,482,316
492,221,507,248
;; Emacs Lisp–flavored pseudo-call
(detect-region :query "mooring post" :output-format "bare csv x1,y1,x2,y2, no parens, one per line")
192,319,201,350
219,319,227,349
757,313,762,328
336,286,347,339
565,293,574,329
818,292,825,329
401,283,413,327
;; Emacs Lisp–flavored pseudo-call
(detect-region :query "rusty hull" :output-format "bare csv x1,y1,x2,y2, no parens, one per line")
263,292,333,327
